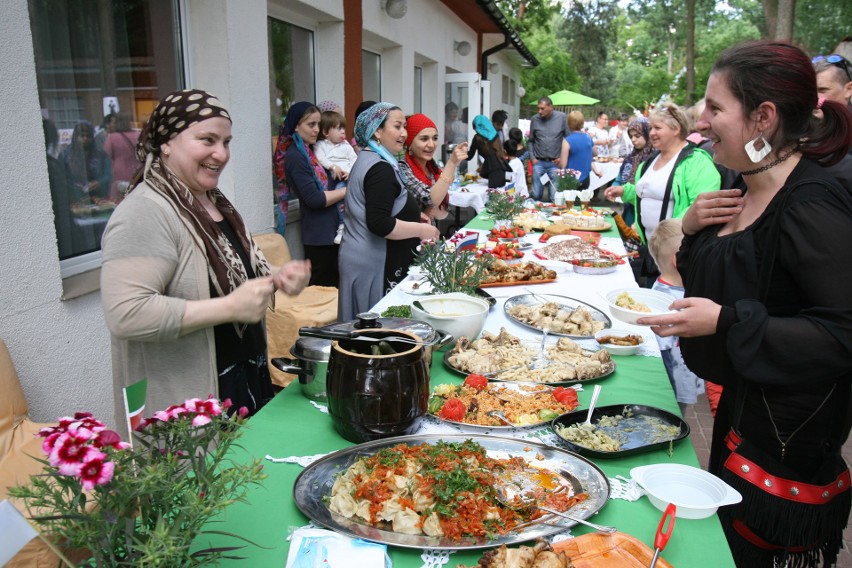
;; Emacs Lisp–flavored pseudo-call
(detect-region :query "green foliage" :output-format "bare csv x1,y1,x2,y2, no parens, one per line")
9,405,266,567
793,0,849,55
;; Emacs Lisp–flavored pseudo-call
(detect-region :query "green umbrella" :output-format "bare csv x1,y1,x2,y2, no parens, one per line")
548,90,599,106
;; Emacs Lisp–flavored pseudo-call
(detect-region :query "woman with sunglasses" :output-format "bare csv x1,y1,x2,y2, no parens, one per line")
638,41,852,567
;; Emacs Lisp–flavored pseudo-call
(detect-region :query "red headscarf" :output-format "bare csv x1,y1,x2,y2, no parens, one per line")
404,114,443,188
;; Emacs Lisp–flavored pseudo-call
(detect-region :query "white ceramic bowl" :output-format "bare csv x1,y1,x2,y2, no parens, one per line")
630,464,742,519
604,288,676,326
410,293,490,343
593,329,644,356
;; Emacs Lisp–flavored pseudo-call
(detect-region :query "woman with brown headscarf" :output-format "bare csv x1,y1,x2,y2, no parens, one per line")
101,89,310,436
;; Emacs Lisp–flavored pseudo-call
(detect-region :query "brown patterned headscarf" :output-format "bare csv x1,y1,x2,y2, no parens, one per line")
133,89,271,337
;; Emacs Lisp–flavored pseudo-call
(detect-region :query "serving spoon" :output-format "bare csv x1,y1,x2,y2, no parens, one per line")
585,384,602,427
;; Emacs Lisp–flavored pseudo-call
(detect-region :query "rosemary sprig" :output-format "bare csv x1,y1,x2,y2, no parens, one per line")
413,240,494,296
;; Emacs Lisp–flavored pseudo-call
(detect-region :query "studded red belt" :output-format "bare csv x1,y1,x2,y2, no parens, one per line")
724,430,850,505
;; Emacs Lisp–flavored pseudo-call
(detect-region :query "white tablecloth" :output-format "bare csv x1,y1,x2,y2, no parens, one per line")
448,161,622,213
371,231,660,356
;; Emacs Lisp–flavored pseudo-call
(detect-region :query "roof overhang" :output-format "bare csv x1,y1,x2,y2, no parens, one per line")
440,0,539,67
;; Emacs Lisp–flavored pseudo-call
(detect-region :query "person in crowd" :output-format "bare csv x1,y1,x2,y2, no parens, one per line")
565,110,600,191
613,117,654,226
608,113,633,157
604,102,720,286
638,40,852,567
467,115,511,189
528,96,569,201
317,100,342,114
444,101,467,145
491,109,508,144
314,110,357,243
398,113,468,220
509,127,529,163
279,102,345,287
588,111,611,156
603,102,720,245
647,218,705,417
103,113,142,201
60,120,112,203
44,118,76,259
338,103,439,321
95,112,116,152
813,53,852,109
351,100,377,152
504,139,528,197
101,89,310,437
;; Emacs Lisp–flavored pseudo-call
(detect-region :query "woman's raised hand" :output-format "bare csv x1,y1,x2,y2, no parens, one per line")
227,276,275,323
682,189,743,235
273,260,311,296
604,186,624,201
449,142,469,165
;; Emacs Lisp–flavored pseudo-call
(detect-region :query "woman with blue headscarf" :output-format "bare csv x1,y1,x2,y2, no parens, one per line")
466,115,511,188
338,103,440,320
278,102,346,287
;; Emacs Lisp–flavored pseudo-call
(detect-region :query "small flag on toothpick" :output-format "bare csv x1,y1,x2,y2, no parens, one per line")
123,377,148,440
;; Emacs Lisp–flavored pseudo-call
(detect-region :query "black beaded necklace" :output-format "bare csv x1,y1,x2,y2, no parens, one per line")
740,146,797,176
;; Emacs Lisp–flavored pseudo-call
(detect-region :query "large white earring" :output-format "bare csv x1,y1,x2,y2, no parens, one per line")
744,133,771,163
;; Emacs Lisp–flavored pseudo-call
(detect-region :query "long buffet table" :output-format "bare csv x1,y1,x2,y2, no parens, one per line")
198,210,736,567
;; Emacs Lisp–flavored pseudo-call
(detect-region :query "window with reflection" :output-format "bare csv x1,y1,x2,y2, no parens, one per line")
268,18,315,136
363,50,381,101
29,0,183,264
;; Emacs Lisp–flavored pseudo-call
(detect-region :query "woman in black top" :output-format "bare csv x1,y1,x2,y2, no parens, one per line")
638,41,852,567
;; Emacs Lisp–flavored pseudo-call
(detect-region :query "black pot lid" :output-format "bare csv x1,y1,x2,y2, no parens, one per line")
292,315,437,362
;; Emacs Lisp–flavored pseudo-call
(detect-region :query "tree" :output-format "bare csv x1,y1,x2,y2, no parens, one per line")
557,0,621,102
519,20,580,106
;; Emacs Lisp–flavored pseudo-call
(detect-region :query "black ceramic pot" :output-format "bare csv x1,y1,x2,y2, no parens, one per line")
326,329,429,443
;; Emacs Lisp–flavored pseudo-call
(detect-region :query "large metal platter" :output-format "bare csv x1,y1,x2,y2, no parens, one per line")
427,381,579,431
442,344,617,385
550,404,690,459
292,434,610,550
503,294,612,338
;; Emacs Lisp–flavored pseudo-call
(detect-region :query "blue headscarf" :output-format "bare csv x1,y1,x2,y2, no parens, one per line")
354,102,402,170
472,115,498,141
282,101,327,190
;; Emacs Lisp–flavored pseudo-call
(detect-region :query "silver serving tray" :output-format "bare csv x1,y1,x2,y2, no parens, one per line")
427,381,574,431
292,434,610,550
503,294,612,338
442,345,616,385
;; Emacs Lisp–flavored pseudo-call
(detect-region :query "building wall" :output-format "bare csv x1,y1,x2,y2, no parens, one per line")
0,0,527,427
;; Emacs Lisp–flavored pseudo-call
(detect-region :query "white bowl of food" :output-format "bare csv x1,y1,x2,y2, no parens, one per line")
630,464,742,519
410,293,490,343
594,329,644,356
604,288,676,326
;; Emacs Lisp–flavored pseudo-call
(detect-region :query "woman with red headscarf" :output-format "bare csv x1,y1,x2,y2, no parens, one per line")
398,113,468,220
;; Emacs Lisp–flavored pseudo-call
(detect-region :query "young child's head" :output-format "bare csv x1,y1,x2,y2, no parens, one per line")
319,111,347,144
648,218,685,279
503,139,521,158
508,127,523,143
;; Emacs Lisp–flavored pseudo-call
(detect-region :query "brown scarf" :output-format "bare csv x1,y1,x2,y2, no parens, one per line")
132,89,271,337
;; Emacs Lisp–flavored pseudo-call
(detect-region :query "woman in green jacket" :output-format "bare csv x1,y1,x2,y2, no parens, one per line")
605,103,721,244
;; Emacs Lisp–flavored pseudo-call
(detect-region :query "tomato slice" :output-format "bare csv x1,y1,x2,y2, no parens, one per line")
438,398,467,421
463,374,488,390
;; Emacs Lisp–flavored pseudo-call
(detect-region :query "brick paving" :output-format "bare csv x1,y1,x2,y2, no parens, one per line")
684,393,852,567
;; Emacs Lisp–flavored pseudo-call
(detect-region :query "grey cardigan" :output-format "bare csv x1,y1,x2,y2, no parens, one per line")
101,182,219,438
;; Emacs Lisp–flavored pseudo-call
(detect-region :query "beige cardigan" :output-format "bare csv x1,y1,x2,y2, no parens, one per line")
101,182,224,438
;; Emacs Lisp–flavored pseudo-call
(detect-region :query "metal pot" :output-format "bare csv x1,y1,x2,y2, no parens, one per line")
271,312,451,403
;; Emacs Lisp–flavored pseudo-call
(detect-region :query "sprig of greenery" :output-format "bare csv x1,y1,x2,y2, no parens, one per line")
554,169,583,192
413,239,494,296
485,190,525,220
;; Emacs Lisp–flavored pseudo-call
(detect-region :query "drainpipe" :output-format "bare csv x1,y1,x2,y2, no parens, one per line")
481,36,510,81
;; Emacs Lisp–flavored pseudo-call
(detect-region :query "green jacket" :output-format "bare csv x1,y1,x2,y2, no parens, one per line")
622,144,721,243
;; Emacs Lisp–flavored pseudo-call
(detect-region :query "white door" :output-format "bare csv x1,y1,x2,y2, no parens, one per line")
444,72,491,169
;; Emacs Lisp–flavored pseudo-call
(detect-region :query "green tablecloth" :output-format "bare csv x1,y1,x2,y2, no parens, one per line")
198,210,736,567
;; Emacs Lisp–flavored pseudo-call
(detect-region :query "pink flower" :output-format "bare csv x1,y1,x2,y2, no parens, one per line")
153,404,187,422
48,432,101,476
222,398,233,410
41,431,62,454
238,406,249,418
78,453,115,491
190,413,212,427
185,397,222,417
93,429,130,451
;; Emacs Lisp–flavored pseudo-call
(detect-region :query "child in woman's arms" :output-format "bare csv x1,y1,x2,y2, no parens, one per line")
314,111,356,244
